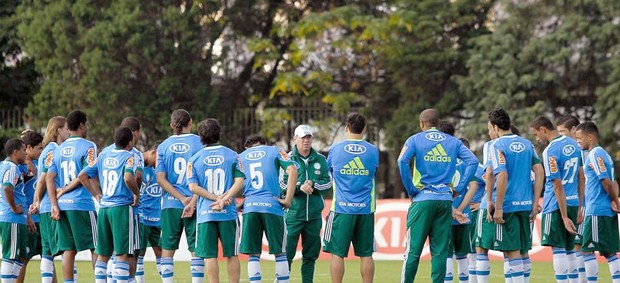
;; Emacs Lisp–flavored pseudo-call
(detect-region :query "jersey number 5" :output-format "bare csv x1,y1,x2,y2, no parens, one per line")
249,163,264,189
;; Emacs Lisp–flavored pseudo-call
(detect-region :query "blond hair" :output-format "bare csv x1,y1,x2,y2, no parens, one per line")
42,116,66,146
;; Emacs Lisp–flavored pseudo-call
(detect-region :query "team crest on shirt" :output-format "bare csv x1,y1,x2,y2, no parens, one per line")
87,148,96,166
314,163,321,170
498,151,506,165
549,156,558,173
127,157,134,167
186,162,193,178
44,152,54,167
596,157,607,172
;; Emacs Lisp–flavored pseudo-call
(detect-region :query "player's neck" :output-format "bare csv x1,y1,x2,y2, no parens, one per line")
346,133,364,140
546,131,560,141
497,129,512,136
69,131,84,138
296,146,310,157
587,143,599,151
7,156,19,165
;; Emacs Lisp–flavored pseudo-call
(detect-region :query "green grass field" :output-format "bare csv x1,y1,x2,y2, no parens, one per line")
22,259,612,282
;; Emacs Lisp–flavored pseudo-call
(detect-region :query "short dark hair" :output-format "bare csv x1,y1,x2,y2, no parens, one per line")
22,131,43,148
576,122,598,138
4,139,24,157
171,109,191,135
66,110,87,131
437,120,455,136
345,113,366,134
244,135,267,148
114,127,134,148
197,118,221,145
530,116,554,131
556,114,580,129
510,125,521,136
460,138,470,149
120,117,141,132
488,108,511,131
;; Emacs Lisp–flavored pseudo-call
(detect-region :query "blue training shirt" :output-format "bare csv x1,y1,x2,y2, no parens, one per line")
398,129,478,202
0,160,28,225
156,134,202,209
23,160,39,223
188,145,245,223
471,164,486,204
583,146,616,217
38,142,58,214
240,145,295,216
328,139,379,214
47,137,97,211
480,140,495,210
541,135,582,214
83,149,137,208
451,159,473,225
139,166,162,226
489,134,540,213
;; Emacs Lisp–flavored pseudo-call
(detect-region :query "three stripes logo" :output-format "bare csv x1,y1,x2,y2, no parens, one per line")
340,157,370,176
424,144,452,163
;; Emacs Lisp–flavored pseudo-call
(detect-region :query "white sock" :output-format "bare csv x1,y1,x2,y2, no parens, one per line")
567,251,579,283
522,256,531,283
135,256,144,283
95,260,108,283
248,255,262,283
576,252,586,283
553,248,569,283
160,257,174,283
457,255,469,283
468,254,477,283
583,253,598,283
445,255,454,283
156,257,161,275
509,258,524,283
191,257,204,283
504,257,512,283
476,254,490,283
1,259,13,283
606,255,620,283
114,261,130,283
107,257,116,283
41,256,54,283
275,254,290,283
73,263,78,282
10,261,22,282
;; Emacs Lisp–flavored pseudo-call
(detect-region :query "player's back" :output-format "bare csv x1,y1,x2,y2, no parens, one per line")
50,137,96,211
156,134,202,209
139,166,162,225
451,159,471,224
490,134,537,212
92,149,135,208
541,135,581,213
189,145,241,222
328,139,379,214
583,146,615,217
240,145,291,216
37,142,57,214
0,160,27,224
23,160,39,222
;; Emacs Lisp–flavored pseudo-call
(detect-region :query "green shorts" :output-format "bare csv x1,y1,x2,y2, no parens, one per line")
575,223,584,246
159,208,197,252
25,222,42,259
139,224,161,254
469,210,479,251
195,219,240,258
96,206,138,256
581,215,620,254
56,210,97,252
492,211,532,254
541,206,579,250
39,213,58,256
322,212,375,258
240,213,286,255
450,224,472,256
475,208,495,250
0,222,27,259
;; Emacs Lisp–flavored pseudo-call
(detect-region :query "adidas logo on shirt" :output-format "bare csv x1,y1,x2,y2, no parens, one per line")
424,144,452,163
340,157,370,176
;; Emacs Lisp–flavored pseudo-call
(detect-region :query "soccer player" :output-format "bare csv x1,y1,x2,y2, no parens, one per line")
29,116,69,283
398,109,477,283
556,114,587,283
135,142,162,283
16,131,43,283
46,110,101,283
0,139,28,283
155,109,203,283
79,127,140,283
239,134,298,283
487,108,544,283
187,118,245,283
281,124,331,283
574,122,620,283
530,116,584,283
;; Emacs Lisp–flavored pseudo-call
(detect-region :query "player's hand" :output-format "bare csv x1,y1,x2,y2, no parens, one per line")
56,187,66,199
210,200,225,211
95,194,103,202
28,201,39,215
27,216,36,233
493,208,504,224
577,208,584,225
470,203,480,212
562,217,577,234
452,208,469,224
51,205,60,221
236,200,244,213
612,200,620,213
530,205,540,222
275,197,291,209
300,183,313,195
182,203,195,218
182,196,192,207
486,203,495,222
131,194,139,207
12,205,24,215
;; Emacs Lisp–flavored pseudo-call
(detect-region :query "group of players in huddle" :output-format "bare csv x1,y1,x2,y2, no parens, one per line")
0,106,618,283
